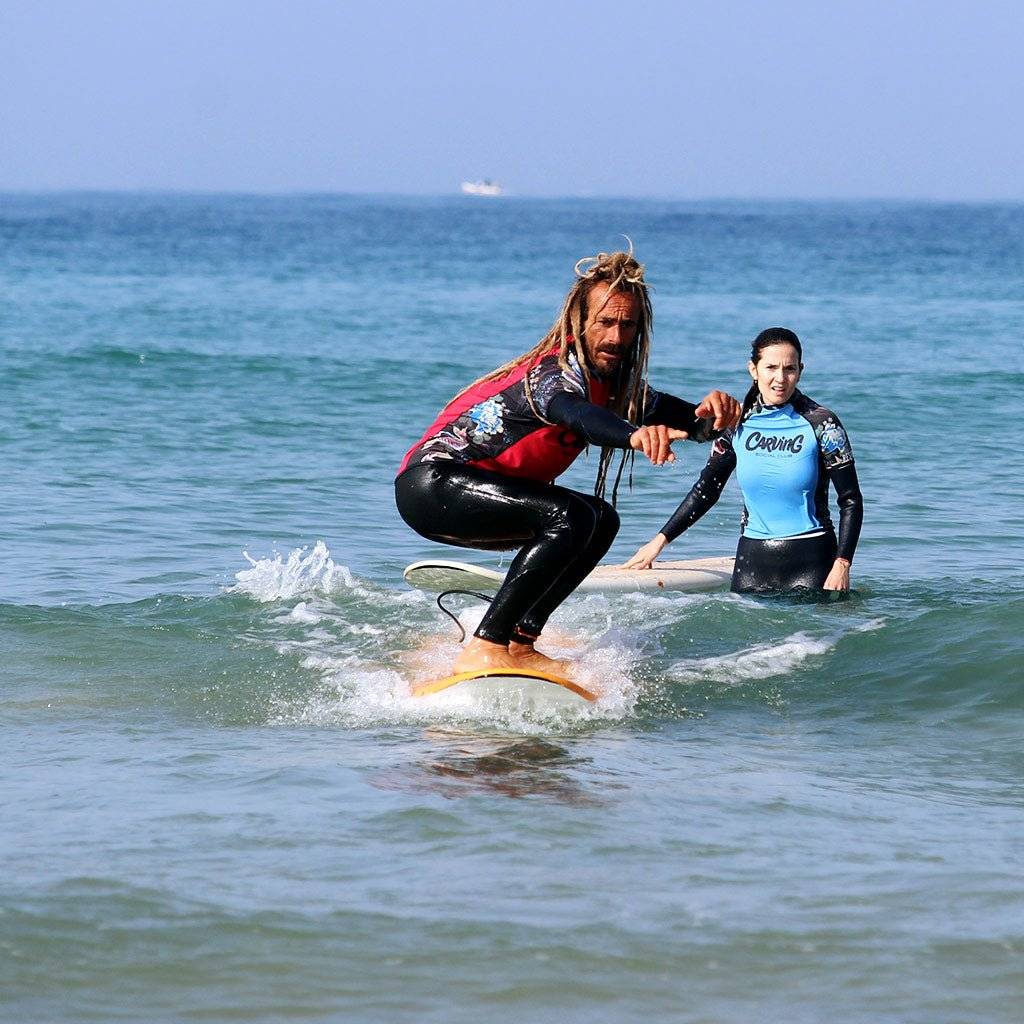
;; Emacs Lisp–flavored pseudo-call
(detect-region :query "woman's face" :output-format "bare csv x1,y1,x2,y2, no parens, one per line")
749,342,802,406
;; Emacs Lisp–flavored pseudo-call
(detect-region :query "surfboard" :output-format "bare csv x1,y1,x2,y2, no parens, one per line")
410,668,597,708
403,556,734,594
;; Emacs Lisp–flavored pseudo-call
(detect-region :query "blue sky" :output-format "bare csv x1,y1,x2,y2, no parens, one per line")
1,0,1021,198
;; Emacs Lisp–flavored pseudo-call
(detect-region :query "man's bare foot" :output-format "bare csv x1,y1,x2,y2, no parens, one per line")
508,642,572,678
452,637,519,674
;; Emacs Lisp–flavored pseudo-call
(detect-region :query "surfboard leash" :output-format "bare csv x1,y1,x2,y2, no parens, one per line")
436,590,494,643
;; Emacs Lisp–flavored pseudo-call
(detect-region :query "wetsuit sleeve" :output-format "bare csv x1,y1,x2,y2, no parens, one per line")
809,407,862,562
659,433,737,543
546,391,636,448
640,386,716,441
829,461,863,562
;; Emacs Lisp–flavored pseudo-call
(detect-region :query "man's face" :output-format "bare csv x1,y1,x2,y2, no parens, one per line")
582,284,640,377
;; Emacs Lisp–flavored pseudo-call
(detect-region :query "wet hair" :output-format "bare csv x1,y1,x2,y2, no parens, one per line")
742,327,803,414
450,247,653,502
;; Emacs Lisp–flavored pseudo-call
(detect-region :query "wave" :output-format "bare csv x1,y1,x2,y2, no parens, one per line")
670,629,854,684
3,543,1022,733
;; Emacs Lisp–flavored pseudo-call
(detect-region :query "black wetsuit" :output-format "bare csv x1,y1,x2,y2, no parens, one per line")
659,390,863,593
396,350,714,645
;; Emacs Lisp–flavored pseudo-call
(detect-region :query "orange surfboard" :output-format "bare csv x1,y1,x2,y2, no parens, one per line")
410,668,598,707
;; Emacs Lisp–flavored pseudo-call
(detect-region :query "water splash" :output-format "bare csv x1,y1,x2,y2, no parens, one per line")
269,620,642,733
235,545,644,731
232,541,350,601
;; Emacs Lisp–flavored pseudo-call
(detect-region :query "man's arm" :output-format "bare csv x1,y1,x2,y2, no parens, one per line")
642,387,742,439
546,392,636,448
547,392,688,466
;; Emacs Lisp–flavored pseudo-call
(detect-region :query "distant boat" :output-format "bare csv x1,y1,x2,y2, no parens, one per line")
460,180,504,197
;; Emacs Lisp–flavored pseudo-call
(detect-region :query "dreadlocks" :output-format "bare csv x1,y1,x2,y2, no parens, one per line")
450,248,653,503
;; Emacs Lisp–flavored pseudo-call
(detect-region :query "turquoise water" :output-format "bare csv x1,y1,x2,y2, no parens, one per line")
2,194,1023,1022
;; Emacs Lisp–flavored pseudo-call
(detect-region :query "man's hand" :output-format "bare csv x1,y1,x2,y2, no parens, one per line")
694,391,742,431
823,558,851,591
623,534,668,569
629,425,688,465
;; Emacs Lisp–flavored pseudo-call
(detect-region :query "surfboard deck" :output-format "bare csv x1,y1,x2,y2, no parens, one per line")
403,556,734,594
410,668,597,708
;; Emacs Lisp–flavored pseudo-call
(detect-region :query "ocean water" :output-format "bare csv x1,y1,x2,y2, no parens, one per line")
2,193,1022,1023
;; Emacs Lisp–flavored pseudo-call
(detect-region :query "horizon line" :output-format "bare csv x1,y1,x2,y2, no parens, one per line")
2,187,1023,206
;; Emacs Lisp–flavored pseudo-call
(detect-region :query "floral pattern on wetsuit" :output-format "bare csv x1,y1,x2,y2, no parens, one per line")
527,352,586,413
749,392,854,470
416,425,471,462
466,396,506,441
404,350,594,471
816,419,852,466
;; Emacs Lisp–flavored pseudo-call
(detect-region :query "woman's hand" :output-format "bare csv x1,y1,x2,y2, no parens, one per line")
629,425,688,465
823,558,851,591
623,534,668,569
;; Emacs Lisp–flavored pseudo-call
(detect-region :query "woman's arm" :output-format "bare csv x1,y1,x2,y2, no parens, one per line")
803,402,862,592
660,438,737,542
831,462,863,563
624,436,737,568
623,533,669,569
822,461,863,591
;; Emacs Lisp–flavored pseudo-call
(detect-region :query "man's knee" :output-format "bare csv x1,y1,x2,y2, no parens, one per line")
597,496,619,533
592,497,620,548
563,492,619,548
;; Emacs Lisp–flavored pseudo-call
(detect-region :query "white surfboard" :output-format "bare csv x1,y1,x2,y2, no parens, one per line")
410,668,596,709
403,556,734,595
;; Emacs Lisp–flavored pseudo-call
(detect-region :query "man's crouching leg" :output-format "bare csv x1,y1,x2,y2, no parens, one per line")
505,492,619,677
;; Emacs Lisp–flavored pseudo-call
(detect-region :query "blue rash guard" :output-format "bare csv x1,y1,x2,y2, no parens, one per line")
660,390,863,562
736,402,830,538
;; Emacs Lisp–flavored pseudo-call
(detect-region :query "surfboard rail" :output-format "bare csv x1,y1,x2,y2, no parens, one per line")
410,668,598,702
403,556,734,594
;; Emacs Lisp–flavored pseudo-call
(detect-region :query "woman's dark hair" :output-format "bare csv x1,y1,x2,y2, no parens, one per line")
742,327,803,414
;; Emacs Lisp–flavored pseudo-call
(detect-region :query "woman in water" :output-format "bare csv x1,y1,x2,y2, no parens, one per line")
625,328,863,592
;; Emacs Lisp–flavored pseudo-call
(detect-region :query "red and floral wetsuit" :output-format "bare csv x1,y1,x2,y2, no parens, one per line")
399,349,616,482
395,348,712,646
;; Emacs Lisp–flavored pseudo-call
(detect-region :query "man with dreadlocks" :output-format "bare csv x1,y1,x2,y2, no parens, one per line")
395,250,741,676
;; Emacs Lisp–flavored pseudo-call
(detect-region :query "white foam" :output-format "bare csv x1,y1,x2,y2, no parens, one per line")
266,570,749,729
669,631,835,684
285,601,323,624
266,592,649,731
559,589,759,636
232,541,351,602
667,616,889,688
